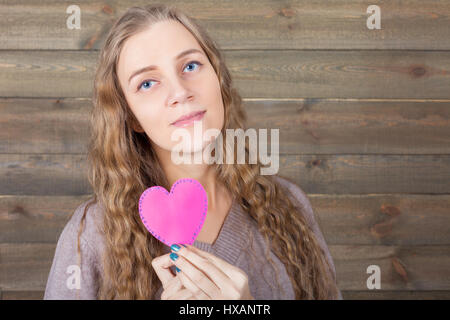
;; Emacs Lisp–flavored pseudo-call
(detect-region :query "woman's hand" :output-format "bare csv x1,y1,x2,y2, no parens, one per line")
168,244,254,300
160,275,197,300
151,252,197,300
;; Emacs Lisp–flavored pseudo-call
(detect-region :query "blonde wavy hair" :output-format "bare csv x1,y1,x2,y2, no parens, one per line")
76,4,340,299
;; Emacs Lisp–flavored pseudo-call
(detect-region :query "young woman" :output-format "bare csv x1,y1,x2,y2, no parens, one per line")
44,4,342,300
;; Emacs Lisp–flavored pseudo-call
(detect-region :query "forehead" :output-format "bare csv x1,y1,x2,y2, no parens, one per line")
117,20,203,76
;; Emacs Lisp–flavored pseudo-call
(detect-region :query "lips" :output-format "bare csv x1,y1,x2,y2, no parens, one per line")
171,110,206,126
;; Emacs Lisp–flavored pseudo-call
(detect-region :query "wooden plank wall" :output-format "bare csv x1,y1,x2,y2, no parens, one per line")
1,0,449,300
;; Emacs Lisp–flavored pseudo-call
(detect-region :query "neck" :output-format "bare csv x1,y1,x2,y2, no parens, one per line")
154,144,224,213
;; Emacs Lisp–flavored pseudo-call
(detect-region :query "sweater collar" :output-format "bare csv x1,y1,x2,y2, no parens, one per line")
161,197,251,266
193,198,250,265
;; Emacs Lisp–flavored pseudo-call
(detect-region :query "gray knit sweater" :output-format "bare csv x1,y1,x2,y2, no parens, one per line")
44,175,342,300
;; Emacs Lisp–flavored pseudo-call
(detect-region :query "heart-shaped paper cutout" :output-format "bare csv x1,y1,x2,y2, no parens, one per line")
138,178,208,247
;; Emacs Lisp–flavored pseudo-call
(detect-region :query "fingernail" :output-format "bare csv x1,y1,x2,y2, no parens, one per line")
170,244,181,252
170,252,179,261
181,244,187,248
175,266,181,273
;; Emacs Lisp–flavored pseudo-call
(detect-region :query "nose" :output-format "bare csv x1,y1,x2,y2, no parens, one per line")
167,76,193,107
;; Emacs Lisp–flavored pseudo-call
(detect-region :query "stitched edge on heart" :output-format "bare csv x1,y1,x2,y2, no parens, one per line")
138,178,208,246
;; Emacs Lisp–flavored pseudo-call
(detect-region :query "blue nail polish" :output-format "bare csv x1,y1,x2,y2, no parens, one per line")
171,244,181,252
175,267,181,273
170,252,179,261
181,244,187,248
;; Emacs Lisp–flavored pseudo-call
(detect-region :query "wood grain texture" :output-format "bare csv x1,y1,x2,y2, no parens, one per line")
341,290,450,300
0,0,449,50
1,290,44,300
1,243,449,291
1,98,448,154
2,153,449,195
2,290,449,300
1,50,450,98
0,195,92,243
1,194,449,245
308,194,450,245
1,0,449,299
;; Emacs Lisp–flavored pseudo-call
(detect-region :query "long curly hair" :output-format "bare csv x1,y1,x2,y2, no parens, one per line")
76,4,340,299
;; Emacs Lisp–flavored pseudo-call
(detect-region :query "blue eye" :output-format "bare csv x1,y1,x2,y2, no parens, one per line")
183,60,202,72
138,79,156,91
137,60,203,92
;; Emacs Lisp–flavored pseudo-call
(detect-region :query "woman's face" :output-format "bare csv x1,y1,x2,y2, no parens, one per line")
117,19,224,155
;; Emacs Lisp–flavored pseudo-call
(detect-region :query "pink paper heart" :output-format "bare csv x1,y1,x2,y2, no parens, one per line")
138,178,208,247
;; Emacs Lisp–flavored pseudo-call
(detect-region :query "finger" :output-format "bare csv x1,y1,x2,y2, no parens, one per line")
178,271,211,300
170,251,220,298
172,245,232,292
152,252,176,289
161,276,183,300
169,288,198,300
188,245,243,281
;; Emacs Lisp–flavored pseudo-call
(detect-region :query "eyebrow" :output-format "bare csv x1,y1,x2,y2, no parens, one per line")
127,48,204,85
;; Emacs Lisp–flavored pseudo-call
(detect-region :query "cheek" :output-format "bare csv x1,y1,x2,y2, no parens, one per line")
146,122,174,151
212,103,224,128
202,73,224,124
135,104,171,141
201,105,224,140
134,96,166,124
211,85,225,128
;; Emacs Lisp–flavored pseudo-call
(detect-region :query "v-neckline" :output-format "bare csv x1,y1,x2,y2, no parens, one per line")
162,196,251,266
193,196,238,248
194,196,252,265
